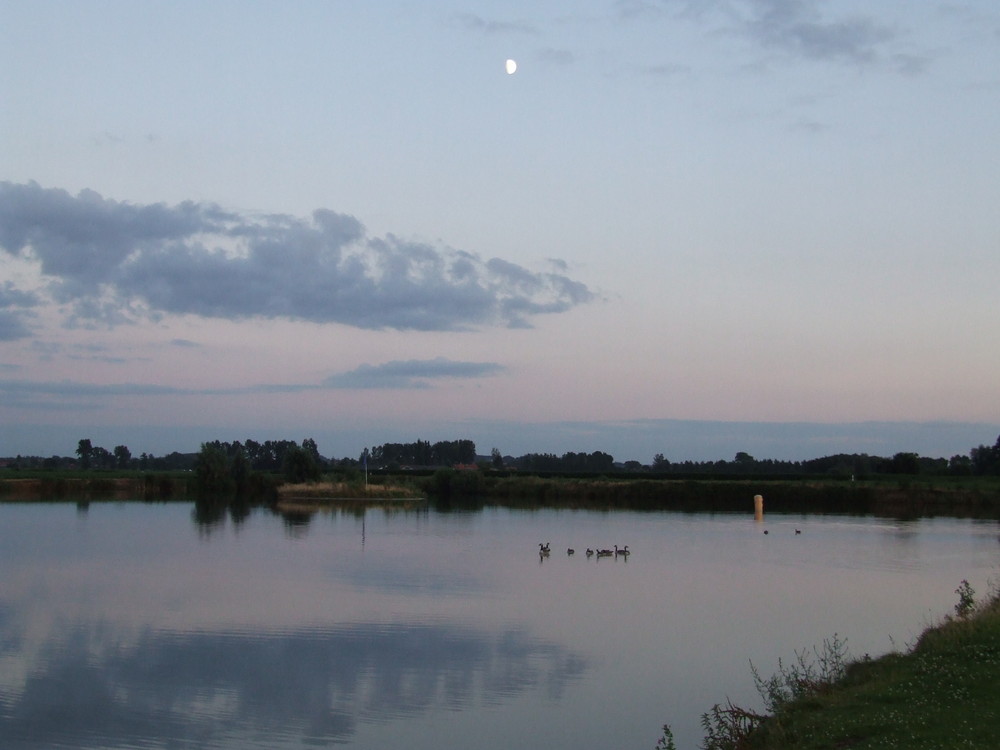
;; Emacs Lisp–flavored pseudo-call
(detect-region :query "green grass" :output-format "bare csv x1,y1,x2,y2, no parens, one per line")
679,583,1000,750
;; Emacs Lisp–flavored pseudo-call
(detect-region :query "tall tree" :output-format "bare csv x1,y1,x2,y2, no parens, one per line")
113,445,132,469
889,452,920,475
302,437,322,467
283,444,321,483
970,435,1000,475
195,443,234,495
76,439,93,470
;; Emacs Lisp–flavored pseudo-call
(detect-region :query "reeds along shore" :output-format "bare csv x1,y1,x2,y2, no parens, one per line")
427,473,1000,517
2,473,999,518
0,474,194,501
277,480,419,499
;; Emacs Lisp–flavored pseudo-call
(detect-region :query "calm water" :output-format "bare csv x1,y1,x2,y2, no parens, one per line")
1,501,998,750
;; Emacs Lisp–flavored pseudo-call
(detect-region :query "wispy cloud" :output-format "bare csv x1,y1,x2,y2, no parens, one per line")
627,0,902,66
0,182,594,333
538,48,576,65
744,0,893,63
452,12,537,36
0,282,38,341
0,358,506,403
0,379,189,399
325,357,506,389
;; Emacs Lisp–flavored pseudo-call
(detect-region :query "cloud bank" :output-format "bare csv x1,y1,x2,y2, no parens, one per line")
0,182,594,334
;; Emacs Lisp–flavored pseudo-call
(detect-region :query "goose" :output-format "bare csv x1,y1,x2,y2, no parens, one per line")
539,542,551,553
585,548,594,557
614,544,630,556
596,548,614,557
795,529,802,535
567,548,575,555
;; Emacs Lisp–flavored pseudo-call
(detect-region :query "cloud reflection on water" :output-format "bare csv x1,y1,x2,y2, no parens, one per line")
0,618,587,749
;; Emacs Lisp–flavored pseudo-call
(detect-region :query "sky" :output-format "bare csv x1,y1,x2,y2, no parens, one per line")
2,0,999,463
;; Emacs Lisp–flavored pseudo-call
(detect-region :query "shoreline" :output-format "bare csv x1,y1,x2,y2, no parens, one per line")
1,474,998,518
670,586,1000,749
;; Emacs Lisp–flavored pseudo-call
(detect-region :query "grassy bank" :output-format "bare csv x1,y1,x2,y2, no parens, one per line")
662,581,1000,749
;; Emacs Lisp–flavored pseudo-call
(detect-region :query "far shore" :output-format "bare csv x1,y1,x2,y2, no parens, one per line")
1,472,998,518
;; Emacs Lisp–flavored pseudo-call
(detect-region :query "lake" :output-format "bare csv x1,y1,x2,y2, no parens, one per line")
1,500,998,749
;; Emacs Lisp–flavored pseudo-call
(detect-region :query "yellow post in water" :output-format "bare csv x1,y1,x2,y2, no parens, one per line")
754,494,764,521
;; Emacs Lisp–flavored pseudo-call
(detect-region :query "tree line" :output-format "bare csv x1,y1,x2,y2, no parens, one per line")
193,440,316,496
641,437,1000,478
364,439,477,468
3,433,999,479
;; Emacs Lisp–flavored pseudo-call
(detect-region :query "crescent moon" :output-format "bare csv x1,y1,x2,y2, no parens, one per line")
505,59,517,75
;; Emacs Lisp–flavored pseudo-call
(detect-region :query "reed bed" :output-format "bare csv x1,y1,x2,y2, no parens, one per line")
277,480,421,500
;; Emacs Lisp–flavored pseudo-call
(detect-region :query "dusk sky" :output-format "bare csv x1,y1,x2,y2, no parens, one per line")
2,1,999,463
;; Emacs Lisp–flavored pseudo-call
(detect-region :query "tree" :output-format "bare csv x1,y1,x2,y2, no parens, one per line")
970,435,1000,476
888,452,920,475
76,439,93,470
491,447,504,469
113,445,132,469
302,437,322,468
948,455,972,475
195,443,234,495
283,444,321,483
652,453,670,471
91,446,113,469
229,449,251,492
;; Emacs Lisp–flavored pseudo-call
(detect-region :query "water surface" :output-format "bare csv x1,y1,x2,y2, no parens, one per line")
1,502,997,749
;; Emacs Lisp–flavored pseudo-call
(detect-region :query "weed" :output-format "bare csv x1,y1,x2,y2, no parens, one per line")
954,579,976,618
654,724,678,750
750,634,850,714
683,580,1000,749
699,700,766,750
693,635,851,750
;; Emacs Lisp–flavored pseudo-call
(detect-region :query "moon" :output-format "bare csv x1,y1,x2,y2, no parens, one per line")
505,59,517,75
